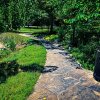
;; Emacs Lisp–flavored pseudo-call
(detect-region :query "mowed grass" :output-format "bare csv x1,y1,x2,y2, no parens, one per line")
2,45,46,67
0,72,40,100
19,27,48,34
0,33,47,100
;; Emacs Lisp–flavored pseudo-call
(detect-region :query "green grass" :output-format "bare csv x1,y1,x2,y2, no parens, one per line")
0,45,46,100
18,27,48,34
0,32,47,100
2,45,46,67
0,72,40,100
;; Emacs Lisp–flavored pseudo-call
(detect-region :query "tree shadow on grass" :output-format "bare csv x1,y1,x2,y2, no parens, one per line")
0,60,19,83
20,63,44,73
0,62,44,84
31,31,49,38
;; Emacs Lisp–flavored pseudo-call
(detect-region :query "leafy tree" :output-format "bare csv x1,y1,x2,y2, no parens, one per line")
35,0,61,34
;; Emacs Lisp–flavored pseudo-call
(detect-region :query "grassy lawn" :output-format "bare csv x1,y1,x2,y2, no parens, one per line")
18,27,48,34
0,72,40,100
2,45,46,70
0,32,46,100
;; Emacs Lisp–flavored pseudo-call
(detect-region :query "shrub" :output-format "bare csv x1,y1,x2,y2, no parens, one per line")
0,60,18,83
44,34,58,42
81,41,98,64
70,40,100,71
0,33,30,48
5,40,16,51
0,22,5,32
58,27,67,42
0,49,11,58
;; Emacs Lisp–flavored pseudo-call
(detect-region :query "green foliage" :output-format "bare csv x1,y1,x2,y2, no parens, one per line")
0,60,18,83
44,34,58,42
5,40,16,51
0,22,5,32
81,41,99,63
0,33,30,50
0,49,11,58
0,72,40,100
54,0,100,71
71,48,84,60
70,39,100,71
57,26,68,42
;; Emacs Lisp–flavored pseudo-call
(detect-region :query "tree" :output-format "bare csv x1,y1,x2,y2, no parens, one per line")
57,0,100,46
35,0,60,34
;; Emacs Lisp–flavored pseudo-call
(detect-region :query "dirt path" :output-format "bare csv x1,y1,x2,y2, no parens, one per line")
20,34,100,100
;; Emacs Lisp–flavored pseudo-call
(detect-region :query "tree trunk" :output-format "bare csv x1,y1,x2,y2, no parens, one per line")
71,24,76,47
49,14,54,34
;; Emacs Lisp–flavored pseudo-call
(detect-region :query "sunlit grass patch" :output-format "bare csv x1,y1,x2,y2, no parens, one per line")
0,72,40,100
18,27,48,34
44,34,58,42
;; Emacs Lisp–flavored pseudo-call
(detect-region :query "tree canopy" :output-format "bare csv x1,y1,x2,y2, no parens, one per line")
0,0,99,34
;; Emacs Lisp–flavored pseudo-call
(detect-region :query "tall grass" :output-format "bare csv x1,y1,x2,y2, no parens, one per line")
0,33,30,45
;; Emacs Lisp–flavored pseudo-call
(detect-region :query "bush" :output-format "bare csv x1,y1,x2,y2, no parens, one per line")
0,22,5,32
44,34,58,42
0,33,30,48
0,60,18,83
5,40,16,51
70,40,100,71
71,48,84,60
80,41,98,64
0,49,11,58
58,27,67,42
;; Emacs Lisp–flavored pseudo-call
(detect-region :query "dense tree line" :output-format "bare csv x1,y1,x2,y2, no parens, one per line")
0,0,99,40
0,0,36,31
